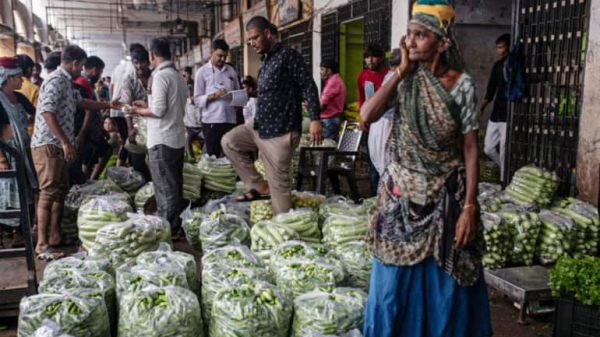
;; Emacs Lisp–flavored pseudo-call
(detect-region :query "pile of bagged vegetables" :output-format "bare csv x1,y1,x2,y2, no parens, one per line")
134,182,154,213
291,288,367,337
478,183,503,213
273,258,346,297
481,213,512,269
269,241,331,273
183,163,203,201
90,214,171,268
496,207,541,266
136,248,199,295
536,210,574,264
272,208,321,243
505,165,558,208
198,156,237,193
44,253,114,278
116,265,189,298
291,191,325,213
181,207,209,249
331,242,372,290
548,255,600,308
551,198,599,256
118,286,203,337
106,167,146,194
77,195,133,251
250,199,273,223
210,282,292,337
250,220,299,259
202,245,266,272
322,214,368,246
198,214,251,251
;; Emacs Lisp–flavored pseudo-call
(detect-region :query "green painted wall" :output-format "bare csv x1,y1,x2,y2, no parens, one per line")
339,19,364,104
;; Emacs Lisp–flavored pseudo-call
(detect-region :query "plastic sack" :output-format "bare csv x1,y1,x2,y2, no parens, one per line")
136,249,199,296
18,292,110,337
78,195,133,251
183,163,203,201
201,266,270,332
292,288,367,337
272,208,321,243
210,282,292,337
180,205,209,249
251,221,300,259
118,286,203,337
198,155,237,193
29,319,75,337
322,214,368,246
291,191,326,213
116,265,189,299
200,195,251,221
201,244,265,273
478,183,503,200
250,199,273,223
44,252,114,279
355,197,376,216
269,240,332,274
332,242,372,290
134,182,155,213
536,210,575,264
496,207,541,266
481,213,512,269
123,116,148,154
106,166,146,193
319,197,361,219
274,258,346,298
90,214,171,268
199,213,251,252
505,165,559,208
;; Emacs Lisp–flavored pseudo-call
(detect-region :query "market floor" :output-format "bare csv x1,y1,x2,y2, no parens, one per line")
0,238,554,337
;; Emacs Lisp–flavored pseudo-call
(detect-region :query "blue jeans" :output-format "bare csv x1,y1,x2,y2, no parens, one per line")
321,116,342,142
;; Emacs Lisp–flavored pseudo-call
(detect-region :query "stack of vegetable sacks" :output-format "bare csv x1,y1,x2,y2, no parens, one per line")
331,242,372,290
478,183,503,213
183,163,203,201
251,220,299,259
136,249,200,296
210,282,292,337
481,213,512,269
44,253,114,279
90,214,171,268
202,245,266,272
536,210,574,264
551,198,599,256
134,182,154,213
118,286,203,337
322,213,368,246
291,288,367,337
199,156,237,193
292,191,325,213
116,265,189,298
497,207,542,266
273,208,321,243
250,200,273,223
505,165,558,208
78,195,133,251
106,167,146,195
181,207,209,249
199,214,251,252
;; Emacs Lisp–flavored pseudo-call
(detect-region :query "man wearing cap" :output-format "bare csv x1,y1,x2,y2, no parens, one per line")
194,39,241,157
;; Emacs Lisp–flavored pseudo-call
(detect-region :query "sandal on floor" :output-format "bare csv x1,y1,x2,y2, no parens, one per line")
236,189,270,202
36,246,65,261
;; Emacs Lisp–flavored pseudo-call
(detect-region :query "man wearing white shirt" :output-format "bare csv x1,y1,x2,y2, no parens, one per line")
194,39,241,157
126,37,187,234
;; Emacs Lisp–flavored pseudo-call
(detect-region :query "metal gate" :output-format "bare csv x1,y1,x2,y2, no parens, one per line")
321,12,339,63
506,0,590,196
280,20,313,69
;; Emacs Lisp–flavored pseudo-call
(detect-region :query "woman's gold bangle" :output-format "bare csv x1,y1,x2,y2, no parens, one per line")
463,204,476,210
396,67,402,78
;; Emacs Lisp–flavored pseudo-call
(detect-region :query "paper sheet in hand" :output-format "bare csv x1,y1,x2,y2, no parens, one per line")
224,90,249,107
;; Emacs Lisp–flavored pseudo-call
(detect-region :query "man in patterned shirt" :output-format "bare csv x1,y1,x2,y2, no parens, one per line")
31,45,124,259
222,16,323,215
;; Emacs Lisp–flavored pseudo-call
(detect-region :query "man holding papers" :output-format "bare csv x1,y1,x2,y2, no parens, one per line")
193,39,241,157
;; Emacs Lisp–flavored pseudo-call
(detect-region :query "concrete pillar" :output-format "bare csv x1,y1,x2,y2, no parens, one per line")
576,0,600,206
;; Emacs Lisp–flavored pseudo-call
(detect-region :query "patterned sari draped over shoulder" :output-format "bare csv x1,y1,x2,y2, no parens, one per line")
366,65,485,286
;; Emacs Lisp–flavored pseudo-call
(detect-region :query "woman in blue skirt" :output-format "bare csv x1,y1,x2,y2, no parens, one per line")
359,1,493,336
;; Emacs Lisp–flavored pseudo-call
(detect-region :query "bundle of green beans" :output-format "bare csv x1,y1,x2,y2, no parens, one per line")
536,210,574,264
322,214,368,246
201,266,271,333
199,214,251,252
118,286,203,337
497,207,542,266
78,195,133,251
181,207,209,249
291,287,367,337
134,182,155,213
331,242,372,290
202,245,266,273
116,265,190,301
90,214,172,268
106,167,147,193
505,165,559,208
319,197,361,220
269,241,331,274
18,292,110,337
250,199,273,223
251,221,300,260
183,163,203,201
273,258,346,298
136,250,199,296
199,156,237,193
292,191,326,213
272,208,321,243
210,282,292,337
44,254,114,279
551,197,599,256
481,213,512,269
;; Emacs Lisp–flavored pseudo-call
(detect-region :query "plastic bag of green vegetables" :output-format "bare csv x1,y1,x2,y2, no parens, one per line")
66,180,124,209
199,214,251,251
549,201,598,256
292,191,325,213
78,195,133,251
536,210,574,264
269,240,332,273
106,167,147,193
355,197,376,216
322,214,368,246
506,165,558,208
251,221,300,259
559,198,599,255
180,205,210,249
30,319,75,337
251,199,273,223
332,242,372,290
118,285,203,337
123,116,148,154
202,244,266,273
291,287,367,337
319,197,361,219
135,182,155,213
199,155,237,193
497,207,541,266
136,249,199,296
18,292,110,337
479,183,502,199
44,252,114,279
273,258,346,298
210,282,292,337
481,213,512,269
202,266,271,332
183,163,203,201
273,208,321,243
116,265,189,299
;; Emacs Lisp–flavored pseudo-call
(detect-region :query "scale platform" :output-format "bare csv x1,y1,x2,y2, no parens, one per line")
484,265,554,324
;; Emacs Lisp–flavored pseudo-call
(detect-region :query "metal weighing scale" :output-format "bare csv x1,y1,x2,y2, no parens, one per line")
485,266,554,324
